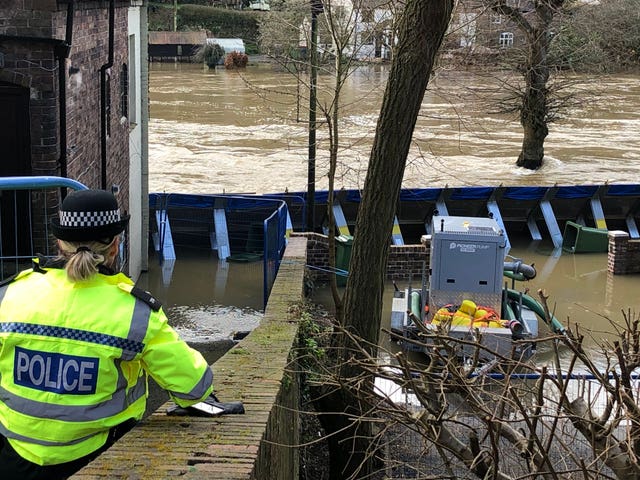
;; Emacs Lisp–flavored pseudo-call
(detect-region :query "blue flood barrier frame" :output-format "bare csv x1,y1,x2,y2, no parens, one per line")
263,201,289,308
274,184,640,204
272,183,640,244
149,192,289,310
147,183,640,308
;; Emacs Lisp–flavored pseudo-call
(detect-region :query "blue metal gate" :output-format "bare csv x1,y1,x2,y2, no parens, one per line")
0,176,87,280
263,201,288,308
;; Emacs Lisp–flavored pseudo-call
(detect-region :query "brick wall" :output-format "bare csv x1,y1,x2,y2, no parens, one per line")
294,232,430,283
0,1,132,258
0,3,59,174
608,230,640,275
61,2,131,206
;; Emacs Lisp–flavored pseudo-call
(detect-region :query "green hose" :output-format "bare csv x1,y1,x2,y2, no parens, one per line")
506,289,566,334
503,271,527,282
410,291,421,319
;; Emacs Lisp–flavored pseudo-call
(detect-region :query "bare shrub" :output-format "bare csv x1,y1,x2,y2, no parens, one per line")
224,51,249,69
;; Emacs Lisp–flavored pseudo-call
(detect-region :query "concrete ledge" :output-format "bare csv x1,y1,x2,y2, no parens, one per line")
71,237,307,480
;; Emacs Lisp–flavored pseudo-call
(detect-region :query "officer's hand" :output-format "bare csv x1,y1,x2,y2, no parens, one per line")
166,393,245,417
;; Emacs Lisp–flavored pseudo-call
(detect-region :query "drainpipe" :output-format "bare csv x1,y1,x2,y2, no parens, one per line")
100,0,115,190
57,1,74,182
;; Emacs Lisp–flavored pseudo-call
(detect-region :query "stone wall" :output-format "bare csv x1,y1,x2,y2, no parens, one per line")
72,237,307,480
296,232,429,283
608,230,640,275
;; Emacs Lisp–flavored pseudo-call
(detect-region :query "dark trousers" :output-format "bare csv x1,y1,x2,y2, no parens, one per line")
0,419,137,480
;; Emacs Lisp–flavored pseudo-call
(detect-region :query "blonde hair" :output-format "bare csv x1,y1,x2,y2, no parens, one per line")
57,238,117,282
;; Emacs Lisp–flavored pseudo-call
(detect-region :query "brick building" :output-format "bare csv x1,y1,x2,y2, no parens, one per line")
0,0,148,278
447,0,535,52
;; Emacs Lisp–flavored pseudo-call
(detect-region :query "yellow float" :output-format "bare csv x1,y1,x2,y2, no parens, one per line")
432,300,505,329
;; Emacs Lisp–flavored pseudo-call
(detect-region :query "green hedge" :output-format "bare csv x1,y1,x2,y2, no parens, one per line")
148,3,174,31
179,5,260,53
149,3,260,53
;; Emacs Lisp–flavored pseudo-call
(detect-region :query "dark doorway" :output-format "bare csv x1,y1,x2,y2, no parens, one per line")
0,82,33,261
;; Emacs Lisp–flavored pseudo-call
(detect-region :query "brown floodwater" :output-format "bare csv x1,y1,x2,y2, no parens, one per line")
145,62,640,349
137,248,264,343
148,62,640,193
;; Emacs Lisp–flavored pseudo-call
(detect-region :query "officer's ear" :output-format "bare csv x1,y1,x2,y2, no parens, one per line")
108,236,120,259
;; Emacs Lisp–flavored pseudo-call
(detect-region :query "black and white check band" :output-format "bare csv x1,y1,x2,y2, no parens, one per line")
59,209,121,227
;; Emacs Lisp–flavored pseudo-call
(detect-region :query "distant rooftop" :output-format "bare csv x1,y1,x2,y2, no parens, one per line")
148,31,207,45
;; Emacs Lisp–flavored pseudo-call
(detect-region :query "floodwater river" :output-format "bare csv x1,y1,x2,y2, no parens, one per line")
145,61,640,350
149,62,640,193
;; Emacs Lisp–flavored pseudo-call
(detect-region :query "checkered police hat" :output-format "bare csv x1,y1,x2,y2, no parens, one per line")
50,189,130,241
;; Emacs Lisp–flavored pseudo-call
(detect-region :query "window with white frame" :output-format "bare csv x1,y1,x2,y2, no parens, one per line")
499,32,514,47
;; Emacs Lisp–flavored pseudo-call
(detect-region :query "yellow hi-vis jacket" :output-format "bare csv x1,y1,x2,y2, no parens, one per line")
0,264,213,466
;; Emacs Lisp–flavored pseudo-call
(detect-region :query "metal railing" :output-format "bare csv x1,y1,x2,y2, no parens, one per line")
263,200,288,307
0,176,87,280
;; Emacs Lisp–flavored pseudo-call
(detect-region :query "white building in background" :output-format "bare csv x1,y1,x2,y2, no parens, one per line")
206,38,246,62
300,0,395,62
249,1,270,10
350,3,394,61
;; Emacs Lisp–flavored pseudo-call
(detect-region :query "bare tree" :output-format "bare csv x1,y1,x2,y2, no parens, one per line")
550,0,640,73
487,0,566,170
299,293,640,479
258,0,402,319
306,1,456,478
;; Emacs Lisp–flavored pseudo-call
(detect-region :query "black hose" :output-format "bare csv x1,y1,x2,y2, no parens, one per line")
504,260,536,280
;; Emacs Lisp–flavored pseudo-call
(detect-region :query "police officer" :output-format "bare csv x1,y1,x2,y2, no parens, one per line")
0,189,214,479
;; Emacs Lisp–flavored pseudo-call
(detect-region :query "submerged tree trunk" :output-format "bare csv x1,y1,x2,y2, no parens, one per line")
315,1,454,478
517,21,551,169
517,44,550,169
492,0,564,170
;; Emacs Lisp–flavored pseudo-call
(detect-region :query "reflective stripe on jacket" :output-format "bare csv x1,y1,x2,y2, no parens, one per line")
0,267,213,466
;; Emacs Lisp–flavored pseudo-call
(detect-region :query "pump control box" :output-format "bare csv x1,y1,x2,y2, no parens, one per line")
428,216,506,317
